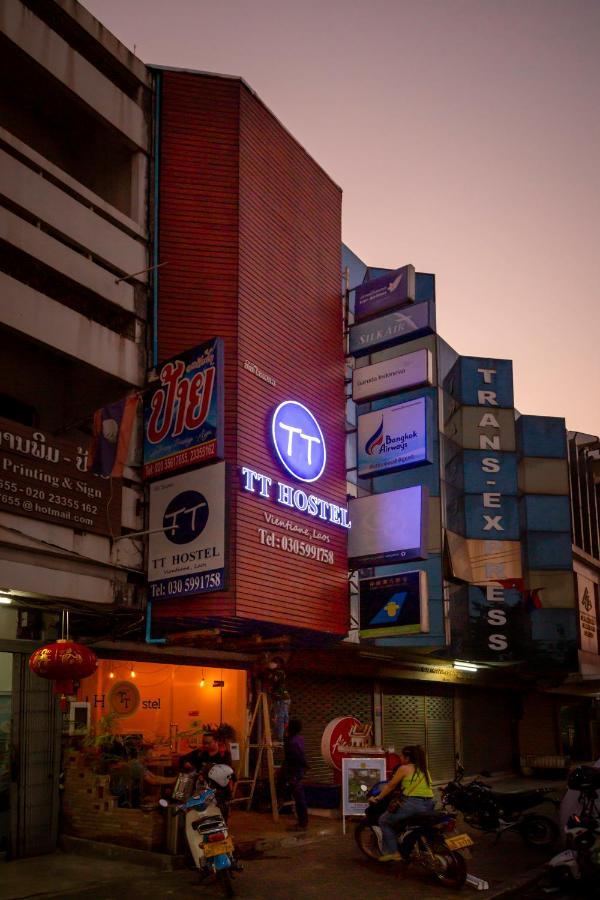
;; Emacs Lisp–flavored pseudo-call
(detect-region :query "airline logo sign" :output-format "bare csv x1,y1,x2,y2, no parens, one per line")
143,339,224,479
352,349,432,403
359,571,429,639
349,302,435,357
354,265,416,322
358,397,429,476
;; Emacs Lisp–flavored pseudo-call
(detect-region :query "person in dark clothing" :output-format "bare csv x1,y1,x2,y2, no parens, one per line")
279,718,309,830
179,731,232,772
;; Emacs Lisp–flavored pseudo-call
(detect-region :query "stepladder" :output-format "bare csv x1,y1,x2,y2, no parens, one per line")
231,691,280,822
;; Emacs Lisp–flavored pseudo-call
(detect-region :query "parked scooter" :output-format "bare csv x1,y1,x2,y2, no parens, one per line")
441,756,559,847
355,781,471,889
160,764,238,898
543,765,600,893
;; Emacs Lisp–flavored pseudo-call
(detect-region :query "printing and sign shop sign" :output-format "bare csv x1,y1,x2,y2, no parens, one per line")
148,462,225,600
0,416,121,537
359,570,429,639
354,264,416,322
352,348,432,403
143,339,224,480
358,397,430,477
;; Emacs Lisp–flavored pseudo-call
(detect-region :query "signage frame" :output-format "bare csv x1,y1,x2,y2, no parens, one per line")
349,302,435,357
354,265,416,322
357,396,430,477
352,348,432,403
143,338,224,480
359,570,429,639
348,485,428,567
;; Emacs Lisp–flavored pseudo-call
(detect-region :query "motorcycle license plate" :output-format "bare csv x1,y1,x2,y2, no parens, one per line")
203,837,234,858
445,833,474,850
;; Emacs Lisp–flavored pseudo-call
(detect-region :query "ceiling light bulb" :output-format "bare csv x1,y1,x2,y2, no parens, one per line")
130,669,136,679
109,671,115,679
200,678,205,688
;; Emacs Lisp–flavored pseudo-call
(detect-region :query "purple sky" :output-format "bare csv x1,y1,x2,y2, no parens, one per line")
83,0,600,434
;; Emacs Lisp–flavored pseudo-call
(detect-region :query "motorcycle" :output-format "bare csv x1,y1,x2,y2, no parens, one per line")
160,764,238,898
355,781,471,889
441,757,559,848
543,765,600,892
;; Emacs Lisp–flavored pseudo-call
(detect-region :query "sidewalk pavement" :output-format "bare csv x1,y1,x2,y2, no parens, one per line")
0,774,564,899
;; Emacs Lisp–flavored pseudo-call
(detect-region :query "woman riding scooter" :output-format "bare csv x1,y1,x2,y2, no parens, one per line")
370,744,435,862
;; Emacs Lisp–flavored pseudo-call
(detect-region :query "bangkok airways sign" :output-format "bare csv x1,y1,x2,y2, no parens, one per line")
143,339,224,479
357,397,429,477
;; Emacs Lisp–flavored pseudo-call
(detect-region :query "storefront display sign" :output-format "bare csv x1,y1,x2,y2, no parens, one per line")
109,680,141,717
577,572,599,655
357,397,430,476
342,757,387,818
321,716,361,770
352,348,432,403
348,485,428,567
143,338,224,479
349,302,435,357
354,265,415,322
148,462,226,599
359,570,429,639
0,416,121,537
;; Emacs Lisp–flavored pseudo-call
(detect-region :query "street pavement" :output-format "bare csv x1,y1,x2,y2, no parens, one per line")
0,820,558,900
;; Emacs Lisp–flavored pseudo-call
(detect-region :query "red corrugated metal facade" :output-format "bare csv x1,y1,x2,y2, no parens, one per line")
154,70,348,636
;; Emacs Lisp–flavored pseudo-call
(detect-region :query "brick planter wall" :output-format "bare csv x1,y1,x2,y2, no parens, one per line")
61,753,166,851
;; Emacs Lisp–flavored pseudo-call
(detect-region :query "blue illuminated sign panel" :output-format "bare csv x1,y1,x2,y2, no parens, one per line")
271,401,326,482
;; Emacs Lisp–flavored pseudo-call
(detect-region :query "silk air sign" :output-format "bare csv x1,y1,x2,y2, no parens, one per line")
358,397,430,477
241,401,350,529
143,339,224,479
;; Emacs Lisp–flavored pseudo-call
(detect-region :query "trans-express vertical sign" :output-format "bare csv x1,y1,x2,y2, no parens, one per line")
143,339,224,479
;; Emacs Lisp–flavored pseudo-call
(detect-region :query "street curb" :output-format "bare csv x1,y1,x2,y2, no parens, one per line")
485,864,546,898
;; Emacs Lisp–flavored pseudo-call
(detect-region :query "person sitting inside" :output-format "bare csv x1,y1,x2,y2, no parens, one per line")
370,744,435,862
111,747,176,808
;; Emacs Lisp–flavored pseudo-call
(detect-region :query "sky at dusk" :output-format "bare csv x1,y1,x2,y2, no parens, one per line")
83,0,600,434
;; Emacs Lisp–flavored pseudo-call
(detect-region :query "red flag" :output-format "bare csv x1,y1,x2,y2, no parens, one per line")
88,395,138,478
524,588,544,612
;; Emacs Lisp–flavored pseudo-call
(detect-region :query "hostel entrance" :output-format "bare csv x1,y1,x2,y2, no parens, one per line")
61,659,247,851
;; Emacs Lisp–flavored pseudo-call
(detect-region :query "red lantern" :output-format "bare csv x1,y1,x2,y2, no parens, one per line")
29,640,97,707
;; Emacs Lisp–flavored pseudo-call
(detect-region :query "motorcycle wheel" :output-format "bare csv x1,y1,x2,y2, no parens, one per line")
355,822,381,860
428,848,467,889
217,869,235,898
519,815,559,848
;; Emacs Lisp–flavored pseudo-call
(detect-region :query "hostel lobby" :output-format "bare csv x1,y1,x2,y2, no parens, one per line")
60,659,247,851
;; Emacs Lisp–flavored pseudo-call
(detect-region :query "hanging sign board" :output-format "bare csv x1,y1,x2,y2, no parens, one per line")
357,397,430,476
143,339,224,480
349,302,435,357
148,461,226,600
348,485,428,566
354,265,415,322
359,570,429,639
352,348,432,403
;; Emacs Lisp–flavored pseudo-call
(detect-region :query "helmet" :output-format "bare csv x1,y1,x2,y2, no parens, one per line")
567,766,600,793
207,764,234,788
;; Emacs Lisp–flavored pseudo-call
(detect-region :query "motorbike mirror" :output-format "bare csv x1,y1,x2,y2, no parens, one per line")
158,798,169,808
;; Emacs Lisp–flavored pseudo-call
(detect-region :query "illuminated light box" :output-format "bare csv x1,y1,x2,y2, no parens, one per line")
348,485,428,566
352,348,432,403
349,301,435,357
359,570,429,639
354,265,415,322
357,397,430,477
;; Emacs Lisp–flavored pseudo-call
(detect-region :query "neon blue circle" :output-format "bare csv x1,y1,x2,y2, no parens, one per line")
271,401,326,482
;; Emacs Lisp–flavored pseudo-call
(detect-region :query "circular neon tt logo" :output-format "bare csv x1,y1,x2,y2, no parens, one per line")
271,401,326,482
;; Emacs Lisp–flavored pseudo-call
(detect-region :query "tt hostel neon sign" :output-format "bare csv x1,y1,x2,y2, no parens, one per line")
271,401,326,483
241,467,351,530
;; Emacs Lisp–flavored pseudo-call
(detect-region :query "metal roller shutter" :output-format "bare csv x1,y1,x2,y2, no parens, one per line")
382,686,455,784
287,673,373,783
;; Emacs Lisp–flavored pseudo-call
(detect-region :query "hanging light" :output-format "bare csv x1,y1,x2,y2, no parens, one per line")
130,668,136,679
199,669,205,688
109,669,115,679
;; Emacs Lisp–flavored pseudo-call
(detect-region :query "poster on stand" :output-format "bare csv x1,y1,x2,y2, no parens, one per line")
341,757,387,828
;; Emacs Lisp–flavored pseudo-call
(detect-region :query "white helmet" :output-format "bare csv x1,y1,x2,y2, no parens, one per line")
208,764,234,788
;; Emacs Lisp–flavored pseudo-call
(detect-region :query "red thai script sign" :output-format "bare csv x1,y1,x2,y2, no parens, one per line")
321,716,361,771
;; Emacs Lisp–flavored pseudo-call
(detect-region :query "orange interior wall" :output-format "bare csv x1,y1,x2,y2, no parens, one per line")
77,660,247,755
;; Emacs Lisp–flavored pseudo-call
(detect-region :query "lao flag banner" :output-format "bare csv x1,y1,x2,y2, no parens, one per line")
88,395,139,478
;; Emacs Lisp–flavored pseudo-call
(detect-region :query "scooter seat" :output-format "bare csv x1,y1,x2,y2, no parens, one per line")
402,811,450,826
